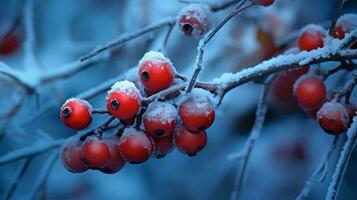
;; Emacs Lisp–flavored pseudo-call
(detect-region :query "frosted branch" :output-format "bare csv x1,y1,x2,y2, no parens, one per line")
296,136,340,200
230,77,273,200
325,115,357,200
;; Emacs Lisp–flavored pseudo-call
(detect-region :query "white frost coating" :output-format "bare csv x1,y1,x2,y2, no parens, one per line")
211,36,355,86
178,3,211,35
61,97,93,116
119,128,152,151
108,80,140,98
316,102,350,127
336,14,357,32
300,24,326,36
178,88,215,116
138,51,173,68
144,101,177,124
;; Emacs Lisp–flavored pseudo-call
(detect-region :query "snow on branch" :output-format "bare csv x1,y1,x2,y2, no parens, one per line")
325,115,357,200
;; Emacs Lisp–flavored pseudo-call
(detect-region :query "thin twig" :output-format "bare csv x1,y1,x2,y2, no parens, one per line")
325,115,357,200
2,157,34,200
80,17,176,62
328,0,349,36
296,136,340,200
186,0,253,93
230,77,273,200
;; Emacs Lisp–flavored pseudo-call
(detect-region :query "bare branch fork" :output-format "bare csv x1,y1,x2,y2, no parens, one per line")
229,77,273,200
186,0,254,93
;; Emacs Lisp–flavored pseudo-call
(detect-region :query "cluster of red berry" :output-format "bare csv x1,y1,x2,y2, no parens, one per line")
59,51,215,173
283,14,357,135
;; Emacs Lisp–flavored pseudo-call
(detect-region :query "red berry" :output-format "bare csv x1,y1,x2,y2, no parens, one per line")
294,75,326,111
332,14,357,49
60,140,88,173
152,134,174,159
100,135,125,174
0,35,19,55
80,137,111,169
106,81,141,120
317,102,352,135
177,4,211,37
270,66,309,108
298,25,326,51
60,98,93,130
118,128,153,164
179,95,215,132
251,0,275,6
143,101,177,137
175,127,207,156
138,51,175,94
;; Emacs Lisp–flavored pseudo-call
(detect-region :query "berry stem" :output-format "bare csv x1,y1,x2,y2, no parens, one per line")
92,109,109,115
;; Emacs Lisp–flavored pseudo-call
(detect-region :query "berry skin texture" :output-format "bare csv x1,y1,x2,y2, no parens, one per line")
298,25,326,51
60,140,88,173
251,0,275,6
317,102,351,135
60,98,93,130
0,35,19,55
143,101,177,137
138,51,175,95
179,96,215,132
118,128,153,164
175,127,207,156
80,137,111,169
100,136,125,174
106,81,141,120
294,75,326,111
177,4,211,37
152,134,174,159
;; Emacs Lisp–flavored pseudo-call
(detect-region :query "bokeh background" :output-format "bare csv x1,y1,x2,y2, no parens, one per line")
0,0,357,199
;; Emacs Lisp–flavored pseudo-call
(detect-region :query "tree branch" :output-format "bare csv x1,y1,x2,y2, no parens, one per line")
325,115,357,200
230,77,273,200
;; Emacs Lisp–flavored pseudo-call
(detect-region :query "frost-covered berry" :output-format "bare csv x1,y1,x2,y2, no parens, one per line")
60,98,93,130
333,14,357,49
152,134,174,159
143,101,177,137
317,102,351,135
179,95,215,132
106,81,141,120
80,137,111,169
138,51,175,95
298,24,326,51
60,140,88,173
177,4,211,37
294,75,326,111
118,128,153,164
250,0,275,6
100,135,125,174
0,35,19,55
175,127,207,156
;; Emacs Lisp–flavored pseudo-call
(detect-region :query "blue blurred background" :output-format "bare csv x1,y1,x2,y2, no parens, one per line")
0,0,357,199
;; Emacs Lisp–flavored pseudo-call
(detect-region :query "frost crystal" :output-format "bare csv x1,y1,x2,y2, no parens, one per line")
108,80,140,97
138,51,173,68
144,101,177,124
336,14,357,32
61,98,93,115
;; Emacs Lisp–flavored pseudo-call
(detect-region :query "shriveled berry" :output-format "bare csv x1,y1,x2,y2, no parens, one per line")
100,135,125,174
177,4,211,37
175,127,207,156
60,140,88,173
317,102,352,135
152,134,174,159
80,137,111,169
